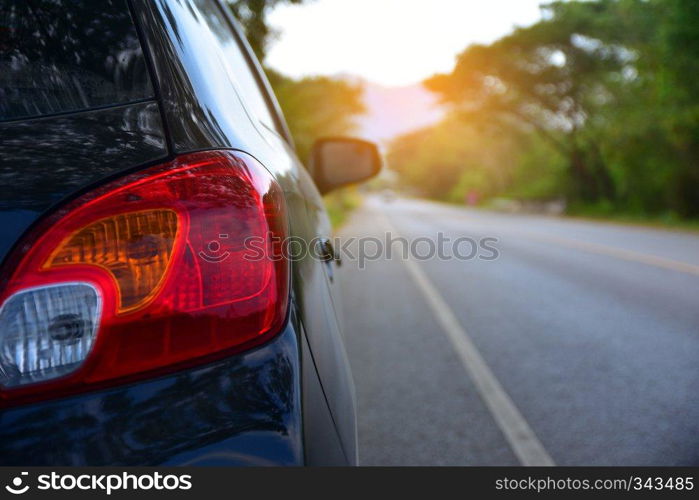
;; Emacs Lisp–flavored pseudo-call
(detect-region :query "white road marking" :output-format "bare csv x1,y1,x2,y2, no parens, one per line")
378,213,555,466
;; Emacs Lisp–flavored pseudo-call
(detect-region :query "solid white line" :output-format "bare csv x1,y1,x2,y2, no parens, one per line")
378,213,555,466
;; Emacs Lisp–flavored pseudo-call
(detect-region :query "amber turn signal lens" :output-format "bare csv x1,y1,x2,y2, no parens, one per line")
0,151,288,407
45,210,179,313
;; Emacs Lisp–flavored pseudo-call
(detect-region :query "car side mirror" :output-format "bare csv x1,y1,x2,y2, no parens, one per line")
310,137,382,195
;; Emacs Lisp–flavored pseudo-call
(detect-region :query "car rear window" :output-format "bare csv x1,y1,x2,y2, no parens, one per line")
0,0,153,122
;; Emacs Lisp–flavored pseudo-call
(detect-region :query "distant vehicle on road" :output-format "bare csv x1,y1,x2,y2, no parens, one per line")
0,0,380,466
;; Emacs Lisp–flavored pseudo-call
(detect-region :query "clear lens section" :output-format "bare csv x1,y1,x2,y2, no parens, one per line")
0,283,101,387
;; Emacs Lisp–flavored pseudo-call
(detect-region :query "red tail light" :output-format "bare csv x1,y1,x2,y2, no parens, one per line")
0,150,289,406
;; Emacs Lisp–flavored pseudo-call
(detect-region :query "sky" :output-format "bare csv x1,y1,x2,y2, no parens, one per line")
267,0,545,87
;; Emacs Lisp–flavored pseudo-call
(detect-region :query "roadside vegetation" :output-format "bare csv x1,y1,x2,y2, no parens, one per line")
388,0,699,224
228,0,366,228
266,70,365,228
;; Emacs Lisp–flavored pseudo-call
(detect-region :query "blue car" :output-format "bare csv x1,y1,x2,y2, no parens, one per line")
0,0,380,466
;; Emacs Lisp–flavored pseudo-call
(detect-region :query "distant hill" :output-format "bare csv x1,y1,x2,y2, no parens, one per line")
350,78,445,144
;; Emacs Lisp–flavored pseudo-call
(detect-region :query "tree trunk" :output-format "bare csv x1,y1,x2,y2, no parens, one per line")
568,146,615,203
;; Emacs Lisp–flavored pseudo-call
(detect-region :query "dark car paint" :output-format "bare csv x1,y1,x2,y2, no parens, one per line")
0,102,167,262
0,323,302,466
132,0,357,462
0,0,356,465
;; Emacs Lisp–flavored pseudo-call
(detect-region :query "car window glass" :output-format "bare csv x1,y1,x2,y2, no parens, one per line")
192,0,279,133
0,0,153,121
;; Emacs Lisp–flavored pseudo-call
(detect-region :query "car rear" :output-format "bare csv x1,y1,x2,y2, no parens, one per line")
0,0,307,465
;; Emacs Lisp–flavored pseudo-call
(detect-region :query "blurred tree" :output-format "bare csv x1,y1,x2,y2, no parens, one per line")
387,114,547,201
266,69,365,162
227,0,307,60
656,0,699,216
390,0,699,218
226,1,364,165
226,1,365,226
425,1,630,203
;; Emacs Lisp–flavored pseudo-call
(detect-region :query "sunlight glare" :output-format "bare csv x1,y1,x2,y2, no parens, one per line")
267,0,544,86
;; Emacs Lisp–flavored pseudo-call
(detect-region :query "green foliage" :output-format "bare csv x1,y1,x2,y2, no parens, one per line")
226,0,307,60
392,0,699,218
226,1,363,165
324,188,362,228
228,1,365,226
388,113,562,203
268,71,365,225
504,137,568,200
266,69,365,163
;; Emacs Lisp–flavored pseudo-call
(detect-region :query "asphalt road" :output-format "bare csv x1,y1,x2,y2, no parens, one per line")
337,196,699,466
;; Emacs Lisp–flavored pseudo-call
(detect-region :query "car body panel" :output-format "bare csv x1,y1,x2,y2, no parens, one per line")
132,0,358,462
0,0,356,466
0,323,302,466
0,102,167,263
